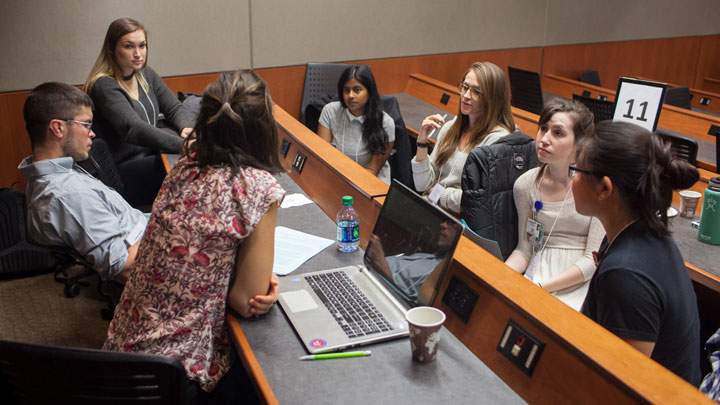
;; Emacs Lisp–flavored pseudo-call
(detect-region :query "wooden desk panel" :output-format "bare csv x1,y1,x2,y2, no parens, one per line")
225,102,708,404
273,105,387,248
432,236,710,404
542,74,718,173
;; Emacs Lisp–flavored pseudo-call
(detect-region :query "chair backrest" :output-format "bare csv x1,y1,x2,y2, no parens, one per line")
578,70,602,87
0,340,192,405
0,189,57,279
664,86,693,110
77,138,125,193
380,95,414,189
655,129,699,164
300,63,351,125
572,93,616,123
507,66,544,115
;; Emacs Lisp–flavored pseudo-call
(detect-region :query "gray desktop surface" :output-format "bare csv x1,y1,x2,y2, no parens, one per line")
670,213,720,277
239,174,524,405
389,93,718,277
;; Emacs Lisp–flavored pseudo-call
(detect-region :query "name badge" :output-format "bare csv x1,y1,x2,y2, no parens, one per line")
526,218,544,251
428,183,445,205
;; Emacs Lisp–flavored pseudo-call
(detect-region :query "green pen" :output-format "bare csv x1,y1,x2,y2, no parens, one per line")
299,350,372,361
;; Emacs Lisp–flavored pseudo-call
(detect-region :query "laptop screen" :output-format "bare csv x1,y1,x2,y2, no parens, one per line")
363,180,463,307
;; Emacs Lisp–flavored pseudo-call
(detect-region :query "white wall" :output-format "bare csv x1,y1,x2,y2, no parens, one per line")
0,0,717,91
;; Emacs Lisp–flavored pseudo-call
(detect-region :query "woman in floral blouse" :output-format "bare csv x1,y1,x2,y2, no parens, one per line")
104,70,285,403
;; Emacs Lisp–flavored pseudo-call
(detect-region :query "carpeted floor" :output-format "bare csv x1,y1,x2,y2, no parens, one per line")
0,271,110,349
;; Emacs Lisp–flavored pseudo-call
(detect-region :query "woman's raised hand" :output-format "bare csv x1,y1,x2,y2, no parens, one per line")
418,114,446,142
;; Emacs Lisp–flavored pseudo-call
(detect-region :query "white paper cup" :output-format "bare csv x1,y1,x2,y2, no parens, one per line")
679,190,702,218
406,306,446,363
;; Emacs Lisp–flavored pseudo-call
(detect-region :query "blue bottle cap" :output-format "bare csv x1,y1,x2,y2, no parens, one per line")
534,200,543,212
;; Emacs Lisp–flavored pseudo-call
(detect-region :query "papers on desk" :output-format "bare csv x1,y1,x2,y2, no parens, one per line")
273,226,334,276
280,193,313,208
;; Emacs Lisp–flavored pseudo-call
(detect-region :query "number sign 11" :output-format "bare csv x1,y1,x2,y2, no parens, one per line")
612,78,667,132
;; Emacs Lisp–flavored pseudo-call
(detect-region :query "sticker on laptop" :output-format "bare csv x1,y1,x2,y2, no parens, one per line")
309,338,327,348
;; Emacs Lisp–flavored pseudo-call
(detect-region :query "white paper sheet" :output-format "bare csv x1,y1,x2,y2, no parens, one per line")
280,193,313,208
273,226,334,275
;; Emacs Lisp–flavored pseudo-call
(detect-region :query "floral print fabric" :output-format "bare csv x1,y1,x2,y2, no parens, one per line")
104,155,284,391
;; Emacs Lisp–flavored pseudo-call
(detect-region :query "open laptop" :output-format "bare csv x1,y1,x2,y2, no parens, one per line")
278,180,463,353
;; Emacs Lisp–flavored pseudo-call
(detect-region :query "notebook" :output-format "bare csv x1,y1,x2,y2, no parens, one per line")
278,180,463,353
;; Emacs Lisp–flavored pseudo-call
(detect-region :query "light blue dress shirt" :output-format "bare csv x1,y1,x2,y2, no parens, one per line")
18,156,147,279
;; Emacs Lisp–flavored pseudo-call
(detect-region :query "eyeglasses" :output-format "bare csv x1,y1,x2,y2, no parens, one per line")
568,165,598,178
65,119,93,131
458,82,482,99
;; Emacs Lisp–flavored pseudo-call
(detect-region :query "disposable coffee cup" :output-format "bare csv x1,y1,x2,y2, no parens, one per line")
679,190,701,218
406,306,446,363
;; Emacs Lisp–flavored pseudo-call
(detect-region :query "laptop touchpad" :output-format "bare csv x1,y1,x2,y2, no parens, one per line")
280,290,319,313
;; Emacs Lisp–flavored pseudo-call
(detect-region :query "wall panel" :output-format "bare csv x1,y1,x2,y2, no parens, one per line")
0,0,251,92
249,0,546,68
545,0,720,45
542,36,703,90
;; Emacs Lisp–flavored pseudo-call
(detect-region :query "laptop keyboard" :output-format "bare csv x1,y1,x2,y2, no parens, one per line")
306,271,394,338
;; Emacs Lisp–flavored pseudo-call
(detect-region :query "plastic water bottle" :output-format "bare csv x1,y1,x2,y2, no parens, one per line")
336,196,359,253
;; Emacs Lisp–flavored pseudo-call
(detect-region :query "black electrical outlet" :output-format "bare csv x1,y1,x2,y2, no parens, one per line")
442,276,478,323
582,90,591,97
440,93,450,105
700,97,711,106
292,153,307,174
281,139,291,157
497,319,544,376
709,124,720,137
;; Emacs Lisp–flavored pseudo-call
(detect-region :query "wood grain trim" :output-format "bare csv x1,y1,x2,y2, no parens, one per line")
687,261,720,293
706,77,720,86
273,104,386,247
160,154,172,174
543,73,718,172
436,236,711,404
273,104,388,199
227,315,279,405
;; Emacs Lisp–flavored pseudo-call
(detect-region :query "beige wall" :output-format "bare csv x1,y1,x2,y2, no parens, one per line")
249,0,546,67
0,0,251,91
545,0,720,45
0,0,718,91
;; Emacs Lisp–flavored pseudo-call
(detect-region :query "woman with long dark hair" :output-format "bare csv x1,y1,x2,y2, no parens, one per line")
105,70,284,402
574,121,700,384
412,62,515,215
85,18,194,207
505,99,603,310
317,65,395,184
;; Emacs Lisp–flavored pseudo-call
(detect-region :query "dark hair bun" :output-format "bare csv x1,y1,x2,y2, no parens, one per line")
666,158,700,190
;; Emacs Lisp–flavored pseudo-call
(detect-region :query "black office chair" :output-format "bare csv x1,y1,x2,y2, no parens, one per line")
0,187,120,319
300,62,351,130
572,93,616,123
655,129,699,165
507,66,544,115
578,70,602,87
0,340,192,405
664,86,693,110
380,95,414,190
0,188,57,281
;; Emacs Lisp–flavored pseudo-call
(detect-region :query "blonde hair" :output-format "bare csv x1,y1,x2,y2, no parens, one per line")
433,62,515,168
84,18,149,95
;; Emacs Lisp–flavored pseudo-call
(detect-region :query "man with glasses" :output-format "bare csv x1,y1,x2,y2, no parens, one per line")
17,82,147,281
